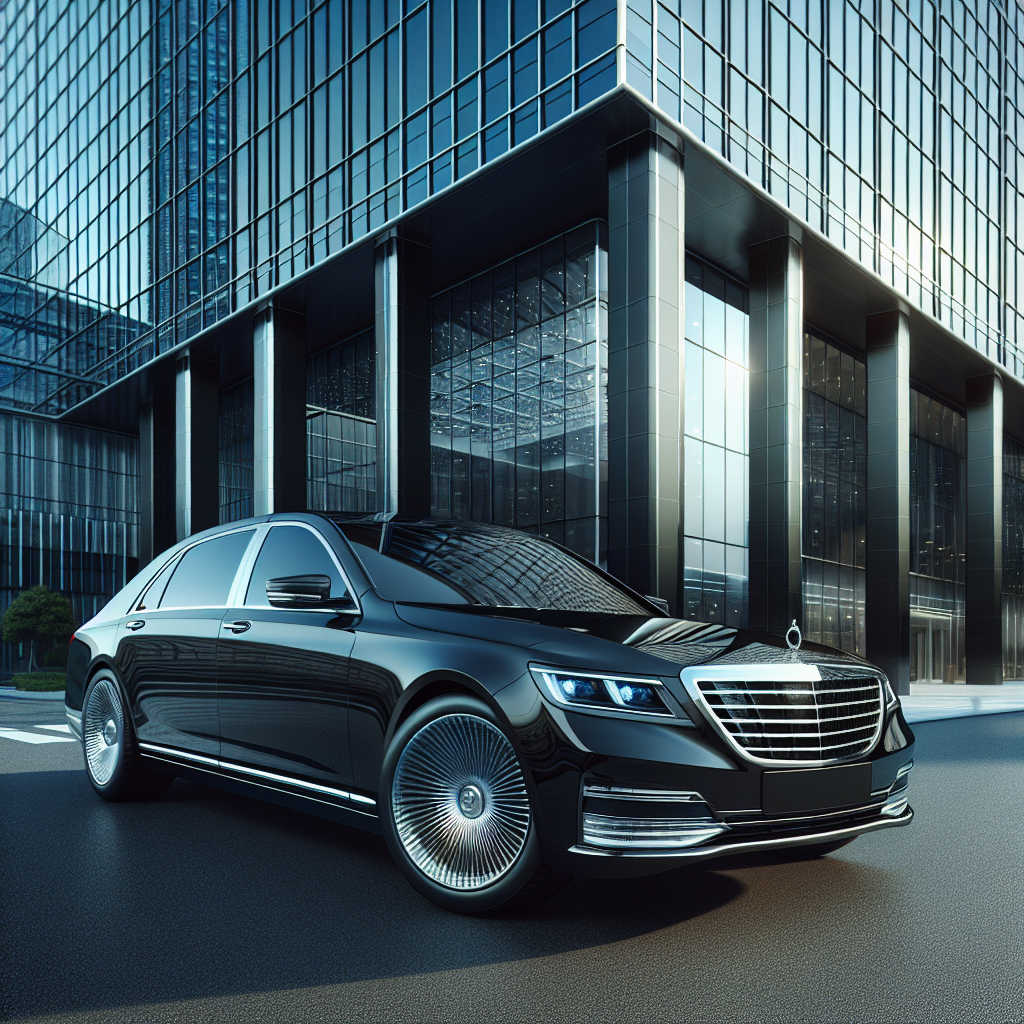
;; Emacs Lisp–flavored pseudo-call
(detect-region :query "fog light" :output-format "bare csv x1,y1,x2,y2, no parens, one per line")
582,813,729,850
882,760,912,817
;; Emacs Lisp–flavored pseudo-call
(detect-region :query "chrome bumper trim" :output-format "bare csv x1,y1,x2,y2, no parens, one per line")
65,707,83,742
569,806,913,859
139,742,377,810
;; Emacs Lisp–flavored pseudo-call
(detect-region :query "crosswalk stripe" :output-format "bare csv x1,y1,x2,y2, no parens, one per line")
36,724,73,733
0,727,75,744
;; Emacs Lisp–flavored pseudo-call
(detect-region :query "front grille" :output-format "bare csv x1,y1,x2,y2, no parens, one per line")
697,676,883,762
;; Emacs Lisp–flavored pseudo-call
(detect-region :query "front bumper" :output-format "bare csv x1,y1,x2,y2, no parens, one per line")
569,805,913,862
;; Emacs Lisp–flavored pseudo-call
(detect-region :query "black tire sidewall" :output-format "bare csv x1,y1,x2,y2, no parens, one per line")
379,694,541,913
82,672,136,800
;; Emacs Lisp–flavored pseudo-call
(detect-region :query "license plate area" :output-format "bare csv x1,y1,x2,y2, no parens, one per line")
762,762,872,815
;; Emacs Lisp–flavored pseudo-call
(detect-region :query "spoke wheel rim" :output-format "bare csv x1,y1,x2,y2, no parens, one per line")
84,679,124,786
392,714,531,891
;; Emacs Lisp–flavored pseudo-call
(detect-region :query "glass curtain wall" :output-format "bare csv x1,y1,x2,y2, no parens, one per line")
306,329,376,513
0,414,138,677
1002,436,1024,679
801,333,866,656
909,389,966,683
430,222,607,563
649,1,1019,378
218,377,254,523
681,255,748,627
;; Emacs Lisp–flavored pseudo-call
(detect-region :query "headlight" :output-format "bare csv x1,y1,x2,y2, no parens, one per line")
530,666,676,718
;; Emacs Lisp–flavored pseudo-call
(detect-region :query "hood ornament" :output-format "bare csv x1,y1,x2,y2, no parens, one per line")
786,619,802,652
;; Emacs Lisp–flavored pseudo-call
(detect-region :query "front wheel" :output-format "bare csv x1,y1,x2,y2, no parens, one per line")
82,673,173,802
380,694,570,913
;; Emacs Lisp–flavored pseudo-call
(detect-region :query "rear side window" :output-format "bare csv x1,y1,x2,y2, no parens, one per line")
245,526,348,605
159,530,255,609
136,554,180,611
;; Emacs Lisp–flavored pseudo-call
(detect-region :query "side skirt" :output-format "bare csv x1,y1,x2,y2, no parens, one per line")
139,746,383,836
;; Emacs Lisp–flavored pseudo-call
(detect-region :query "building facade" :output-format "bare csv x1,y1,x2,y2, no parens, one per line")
2,0,1024,690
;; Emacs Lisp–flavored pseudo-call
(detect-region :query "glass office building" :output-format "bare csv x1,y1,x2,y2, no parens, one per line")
3,0,1024,689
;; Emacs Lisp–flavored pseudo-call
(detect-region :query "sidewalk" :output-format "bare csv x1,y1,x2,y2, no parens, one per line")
0,688,65,701
901,681,1024,723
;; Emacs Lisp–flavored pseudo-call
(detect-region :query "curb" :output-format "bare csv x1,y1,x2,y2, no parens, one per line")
0,689,66,701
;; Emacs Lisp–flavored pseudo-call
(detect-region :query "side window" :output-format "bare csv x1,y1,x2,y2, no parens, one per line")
245,526,348,606
136,554,180,611
159,530,255,609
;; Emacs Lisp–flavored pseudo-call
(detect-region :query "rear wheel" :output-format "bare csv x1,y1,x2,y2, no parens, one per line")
380,694,571,913
82,673,173,802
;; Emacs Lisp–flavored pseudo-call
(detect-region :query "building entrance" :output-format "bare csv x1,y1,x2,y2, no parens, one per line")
911,608,954,684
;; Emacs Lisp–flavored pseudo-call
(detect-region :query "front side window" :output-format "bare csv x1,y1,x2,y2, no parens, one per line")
245,526,348,606
337,519,648,614
158,530,255,609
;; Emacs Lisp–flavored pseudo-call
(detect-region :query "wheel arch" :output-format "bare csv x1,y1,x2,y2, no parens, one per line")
383,670,505,753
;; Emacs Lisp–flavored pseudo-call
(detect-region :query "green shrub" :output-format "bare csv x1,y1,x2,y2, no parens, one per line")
13,672,67,692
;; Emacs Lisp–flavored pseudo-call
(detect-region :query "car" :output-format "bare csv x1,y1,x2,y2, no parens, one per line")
65,512,915,913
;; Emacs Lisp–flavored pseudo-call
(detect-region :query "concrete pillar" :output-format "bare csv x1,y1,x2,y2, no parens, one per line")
606,127,683,609
174,353,219,540
253,305,307,515
374,233,431,515
965,373,1003,684
865,310,911,694
139,391,175,564
748,233,803,635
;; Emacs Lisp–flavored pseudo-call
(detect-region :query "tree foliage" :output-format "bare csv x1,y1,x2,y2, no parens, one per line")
2,586,78,671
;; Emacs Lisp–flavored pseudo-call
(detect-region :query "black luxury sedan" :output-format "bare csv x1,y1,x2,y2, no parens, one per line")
65,513,915,912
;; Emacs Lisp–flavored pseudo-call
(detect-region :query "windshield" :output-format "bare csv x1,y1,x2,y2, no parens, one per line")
334,519,649,616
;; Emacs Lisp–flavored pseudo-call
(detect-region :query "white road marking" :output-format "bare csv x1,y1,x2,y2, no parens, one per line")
0,727,75,744
36,723,73,733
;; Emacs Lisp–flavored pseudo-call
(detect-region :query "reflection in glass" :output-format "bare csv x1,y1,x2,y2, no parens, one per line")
801,332,865,656
681,256,749,627
430,223,606,564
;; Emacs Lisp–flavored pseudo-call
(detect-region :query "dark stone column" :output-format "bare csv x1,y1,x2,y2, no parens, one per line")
748,234,803,635
253,305,307,515
965,373,1003,684
174,352,220,540
865,310,911,694
606,127,683,609
374,234,431,515
139,390,175,565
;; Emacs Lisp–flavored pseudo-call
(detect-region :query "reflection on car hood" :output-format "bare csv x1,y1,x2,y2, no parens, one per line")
394,604,875,670
619,618,875,668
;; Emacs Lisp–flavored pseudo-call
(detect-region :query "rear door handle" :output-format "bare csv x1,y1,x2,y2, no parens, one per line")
222,620,251,634
125,620,145,631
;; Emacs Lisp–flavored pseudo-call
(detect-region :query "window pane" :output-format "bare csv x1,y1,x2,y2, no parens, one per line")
160,530,255,608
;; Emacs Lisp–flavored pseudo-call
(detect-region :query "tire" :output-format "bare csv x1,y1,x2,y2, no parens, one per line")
779,837,857,859
379,694,571,913
82,672,174,802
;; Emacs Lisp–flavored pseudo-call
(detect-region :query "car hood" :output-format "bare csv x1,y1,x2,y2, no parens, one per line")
392,604,876,673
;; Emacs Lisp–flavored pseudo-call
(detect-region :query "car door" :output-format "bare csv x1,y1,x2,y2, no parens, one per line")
116,528,257,760
217,523,357,791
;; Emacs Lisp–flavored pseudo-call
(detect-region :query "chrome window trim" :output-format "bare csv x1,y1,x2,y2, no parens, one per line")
138,741,376,808
235,521,361,615
680,663,886,768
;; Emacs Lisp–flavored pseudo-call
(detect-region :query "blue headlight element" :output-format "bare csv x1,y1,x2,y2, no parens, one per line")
531,667,676,718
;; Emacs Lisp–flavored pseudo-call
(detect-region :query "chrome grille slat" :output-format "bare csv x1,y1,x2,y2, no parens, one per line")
695,674,884,763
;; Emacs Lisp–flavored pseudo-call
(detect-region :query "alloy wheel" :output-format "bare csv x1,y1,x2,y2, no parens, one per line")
83,679,124,787
391,713,531,890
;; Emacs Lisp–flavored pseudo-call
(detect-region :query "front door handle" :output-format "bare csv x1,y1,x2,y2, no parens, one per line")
125,620,145,631
222,620,251,634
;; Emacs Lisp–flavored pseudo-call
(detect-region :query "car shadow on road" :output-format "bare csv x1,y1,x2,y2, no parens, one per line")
2,771,749,1020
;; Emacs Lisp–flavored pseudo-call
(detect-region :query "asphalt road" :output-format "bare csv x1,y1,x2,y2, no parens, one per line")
1,699,1022,1024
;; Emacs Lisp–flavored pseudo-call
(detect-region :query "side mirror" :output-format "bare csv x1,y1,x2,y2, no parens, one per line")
645,595,670,616
267,575,332,607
